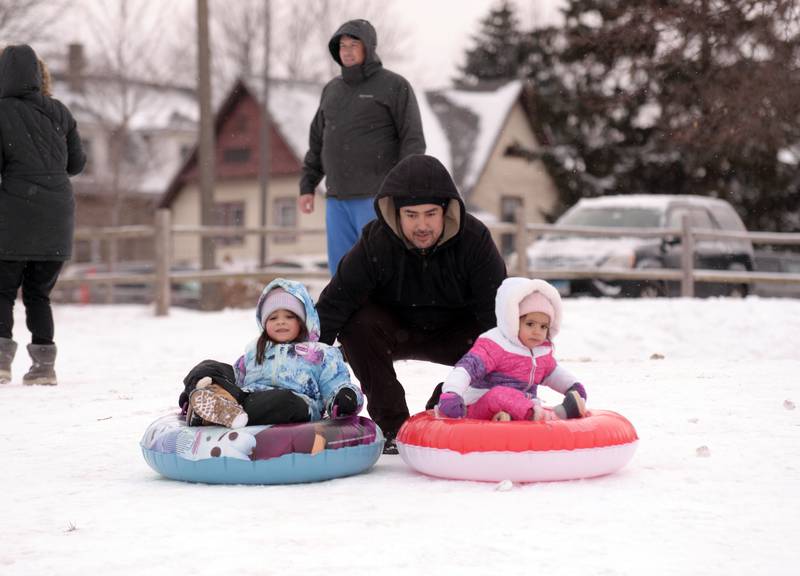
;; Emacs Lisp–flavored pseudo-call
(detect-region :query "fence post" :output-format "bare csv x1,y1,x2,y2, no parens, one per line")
154,209,172,316
680,213,695,297
515,216,527,277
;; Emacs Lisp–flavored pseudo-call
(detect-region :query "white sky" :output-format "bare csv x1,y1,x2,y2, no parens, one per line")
393,0,567,88
50,0,566,89
2,295,799,574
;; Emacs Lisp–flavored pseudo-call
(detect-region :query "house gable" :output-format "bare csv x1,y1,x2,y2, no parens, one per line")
425,81,531,206
160,80,303,208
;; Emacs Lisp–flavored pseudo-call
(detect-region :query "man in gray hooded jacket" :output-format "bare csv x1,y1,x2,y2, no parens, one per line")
299,19,426,275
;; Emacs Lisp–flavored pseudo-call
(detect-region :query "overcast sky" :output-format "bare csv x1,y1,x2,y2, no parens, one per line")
50,0,566,89
391,0,566,87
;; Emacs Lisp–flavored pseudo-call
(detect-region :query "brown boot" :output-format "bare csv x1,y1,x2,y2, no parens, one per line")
188,378,248,428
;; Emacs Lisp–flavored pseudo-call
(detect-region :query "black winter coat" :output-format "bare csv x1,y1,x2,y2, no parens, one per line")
0,45,86,261
317,154,507,345
300,19,426,200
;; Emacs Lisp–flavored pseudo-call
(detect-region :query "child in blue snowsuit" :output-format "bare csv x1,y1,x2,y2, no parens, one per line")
182,279,362,428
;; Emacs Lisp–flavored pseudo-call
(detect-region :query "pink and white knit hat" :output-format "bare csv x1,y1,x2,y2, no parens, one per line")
518,290,555,320
259,288,306,325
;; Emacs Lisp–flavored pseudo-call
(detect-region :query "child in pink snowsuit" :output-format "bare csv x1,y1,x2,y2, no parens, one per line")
437,277,587,421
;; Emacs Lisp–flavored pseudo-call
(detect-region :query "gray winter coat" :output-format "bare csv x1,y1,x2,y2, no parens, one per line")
0,45,86,261
300,19,426,200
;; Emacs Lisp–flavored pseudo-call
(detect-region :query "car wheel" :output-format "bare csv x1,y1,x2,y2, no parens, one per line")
634,259,666,298
638,281,665,298
726,263,749,298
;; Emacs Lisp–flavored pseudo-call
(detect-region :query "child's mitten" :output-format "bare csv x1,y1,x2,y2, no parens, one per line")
331,388,358,418
437,392,466,418
567,382,587,400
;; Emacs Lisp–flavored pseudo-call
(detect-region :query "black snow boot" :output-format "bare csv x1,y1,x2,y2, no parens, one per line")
23,343,57,386
382,431,399,455
424,382,444,411
0,337,17,384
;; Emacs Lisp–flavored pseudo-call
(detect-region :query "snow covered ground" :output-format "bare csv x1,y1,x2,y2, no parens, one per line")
1,296,798,576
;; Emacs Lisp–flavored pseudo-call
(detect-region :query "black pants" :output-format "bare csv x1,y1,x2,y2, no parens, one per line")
0,260,63,344
180,359,310,426
240,389,310,425
338,302,482,438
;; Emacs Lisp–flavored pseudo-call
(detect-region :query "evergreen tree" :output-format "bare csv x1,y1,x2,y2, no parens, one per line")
465,0,800,231
458,0,527,85
548,0,800,231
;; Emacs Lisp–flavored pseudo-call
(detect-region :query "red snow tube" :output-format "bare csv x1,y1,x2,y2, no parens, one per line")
396,410,638,482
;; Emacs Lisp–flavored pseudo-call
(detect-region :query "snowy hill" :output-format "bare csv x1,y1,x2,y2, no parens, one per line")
1,296,798,575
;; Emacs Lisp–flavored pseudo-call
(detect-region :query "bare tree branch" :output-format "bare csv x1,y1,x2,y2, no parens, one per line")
0,0,67,45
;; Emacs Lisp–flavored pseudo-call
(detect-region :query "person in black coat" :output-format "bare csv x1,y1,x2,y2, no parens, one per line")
299,19,426,276
0,45,86,386
315,154,507,452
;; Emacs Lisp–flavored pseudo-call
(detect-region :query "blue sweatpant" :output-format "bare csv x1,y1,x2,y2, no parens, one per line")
325,197,376,276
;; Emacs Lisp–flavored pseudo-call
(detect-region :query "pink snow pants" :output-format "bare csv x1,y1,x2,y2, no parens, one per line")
466,386,534,420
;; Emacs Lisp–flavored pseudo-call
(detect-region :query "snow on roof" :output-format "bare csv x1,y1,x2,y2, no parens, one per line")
242,76,456,193
417,88,453,176
245,77,453,177
260,79,325,161
52,76,198,131
433,80,523,193
156,75,529,201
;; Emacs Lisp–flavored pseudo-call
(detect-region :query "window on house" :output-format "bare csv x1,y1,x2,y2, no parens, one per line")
213,201,245,245
500,196,523,256
272,197,297,244
223,147,251,163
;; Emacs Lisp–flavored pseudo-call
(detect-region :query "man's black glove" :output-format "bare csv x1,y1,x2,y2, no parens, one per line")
331,388,358,418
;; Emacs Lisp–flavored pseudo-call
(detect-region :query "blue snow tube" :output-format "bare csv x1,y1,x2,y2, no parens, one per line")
140,412,383,485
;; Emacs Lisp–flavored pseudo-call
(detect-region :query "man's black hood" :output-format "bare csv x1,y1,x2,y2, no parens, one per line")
0,44,42,99
374,154,466,248
328,19,382,79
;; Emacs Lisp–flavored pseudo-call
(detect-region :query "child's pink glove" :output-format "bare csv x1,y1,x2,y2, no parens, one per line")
437,392,466,418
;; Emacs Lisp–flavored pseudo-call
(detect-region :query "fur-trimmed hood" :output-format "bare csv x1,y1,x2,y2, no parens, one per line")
374,154,465,251
254,278,320,342
495,277,564,345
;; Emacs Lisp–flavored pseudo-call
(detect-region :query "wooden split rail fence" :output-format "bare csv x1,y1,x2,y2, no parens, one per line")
54,209,800,315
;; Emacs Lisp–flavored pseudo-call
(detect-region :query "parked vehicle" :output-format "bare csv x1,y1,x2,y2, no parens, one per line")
265,255,329,300
753,250,800,298
54,261,200,307
526,195,754,298
267,254,329,274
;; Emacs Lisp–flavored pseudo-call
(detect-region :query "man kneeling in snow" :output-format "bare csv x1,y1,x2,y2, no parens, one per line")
315,154,507,454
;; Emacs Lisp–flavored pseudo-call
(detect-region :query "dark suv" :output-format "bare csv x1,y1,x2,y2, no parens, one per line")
526,195,754,297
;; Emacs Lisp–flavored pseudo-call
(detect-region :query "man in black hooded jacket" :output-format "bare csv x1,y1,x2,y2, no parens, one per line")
316,154,507,453
299,19,426,276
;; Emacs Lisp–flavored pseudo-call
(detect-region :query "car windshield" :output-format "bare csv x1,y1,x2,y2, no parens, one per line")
558,206,663,229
